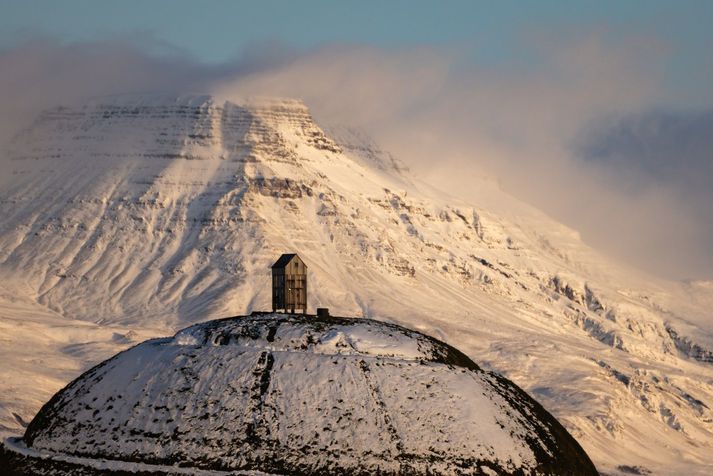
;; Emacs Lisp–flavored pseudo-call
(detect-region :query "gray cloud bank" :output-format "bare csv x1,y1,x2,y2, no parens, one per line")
1,36,711,280
575,109,713,279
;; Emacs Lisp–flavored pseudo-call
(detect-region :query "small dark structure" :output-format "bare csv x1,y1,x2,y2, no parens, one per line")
271,253,307,313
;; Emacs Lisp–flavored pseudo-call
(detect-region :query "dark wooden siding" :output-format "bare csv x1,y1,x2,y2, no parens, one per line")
272,254,307,312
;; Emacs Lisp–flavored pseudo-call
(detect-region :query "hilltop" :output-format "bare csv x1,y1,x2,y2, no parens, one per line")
4,313,597,475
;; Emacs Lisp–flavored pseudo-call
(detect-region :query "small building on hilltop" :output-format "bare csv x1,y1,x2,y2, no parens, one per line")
271,253,307,313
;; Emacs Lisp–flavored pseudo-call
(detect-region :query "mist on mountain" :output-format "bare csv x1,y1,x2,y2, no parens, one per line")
1,34,711,280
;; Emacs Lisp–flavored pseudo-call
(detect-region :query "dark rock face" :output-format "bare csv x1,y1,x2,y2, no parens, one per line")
11,314,597,475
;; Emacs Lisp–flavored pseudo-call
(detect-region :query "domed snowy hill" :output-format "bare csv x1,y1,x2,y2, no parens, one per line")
10,313,595,475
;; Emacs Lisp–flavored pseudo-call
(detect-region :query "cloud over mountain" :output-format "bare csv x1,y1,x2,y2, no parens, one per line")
0,32,711,279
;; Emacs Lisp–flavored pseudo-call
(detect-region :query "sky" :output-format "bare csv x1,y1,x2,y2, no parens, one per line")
1,1,712,280
2,0,711,102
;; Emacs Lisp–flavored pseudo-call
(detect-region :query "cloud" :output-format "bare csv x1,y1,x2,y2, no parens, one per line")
0,33,711,280
0,37,205,146
574,109,713,279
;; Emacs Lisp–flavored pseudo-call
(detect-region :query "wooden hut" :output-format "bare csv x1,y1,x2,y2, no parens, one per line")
271,253,307,313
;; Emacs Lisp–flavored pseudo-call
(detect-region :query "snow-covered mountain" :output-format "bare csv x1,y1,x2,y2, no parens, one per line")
9,313,597,475
1,94,712,475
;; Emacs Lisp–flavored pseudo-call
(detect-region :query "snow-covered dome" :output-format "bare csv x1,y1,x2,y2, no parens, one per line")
18,314,596,475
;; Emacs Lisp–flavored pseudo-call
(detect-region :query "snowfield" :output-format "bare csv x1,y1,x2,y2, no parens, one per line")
0,94,712,474
11,314,596,475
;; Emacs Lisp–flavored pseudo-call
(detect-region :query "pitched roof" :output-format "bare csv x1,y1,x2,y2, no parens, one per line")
271,253,306,269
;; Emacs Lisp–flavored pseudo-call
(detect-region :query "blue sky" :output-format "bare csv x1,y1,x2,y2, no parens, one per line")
1,1,708,55
0,4,705,60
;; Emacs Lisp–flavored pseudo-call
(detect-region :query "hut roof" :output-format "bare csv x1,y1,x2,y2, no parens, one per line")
271,253,306,269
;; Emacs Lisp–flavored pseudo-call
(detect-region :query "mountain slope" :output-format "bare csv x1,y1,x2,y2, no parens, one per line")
1,94,712,475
